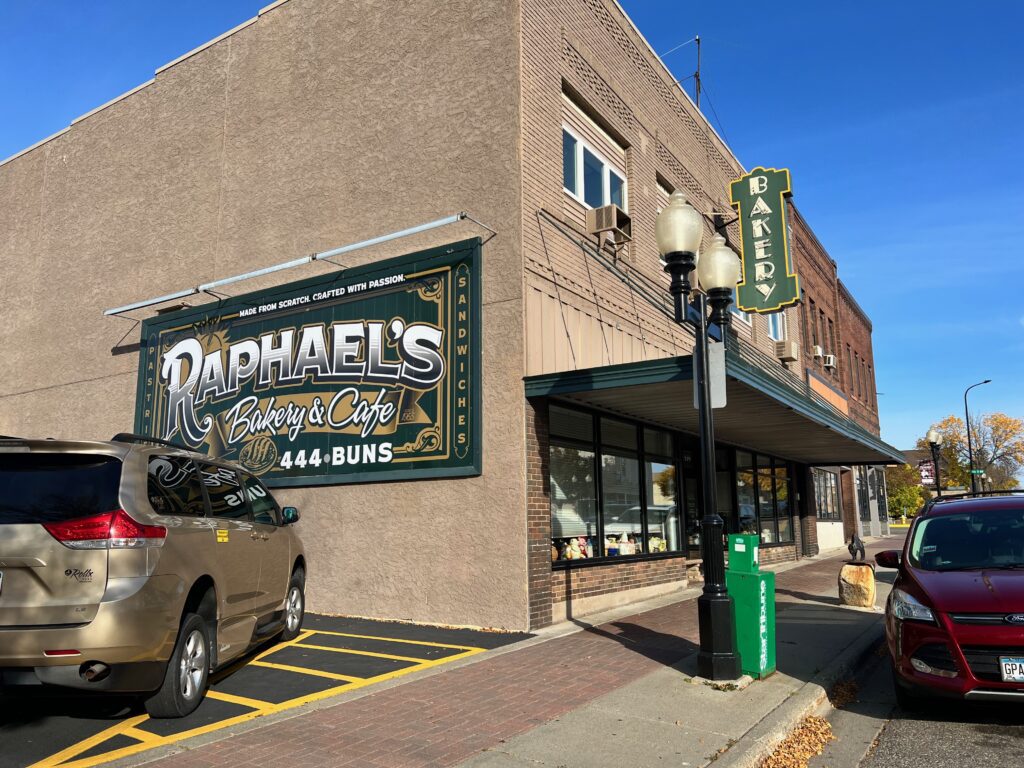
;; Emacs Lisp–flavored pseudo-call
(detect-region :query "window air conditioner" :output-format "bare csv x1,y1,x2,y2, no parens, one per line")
823,354,837,370
587,204,632,244
775,340,799,362
812,345,824,359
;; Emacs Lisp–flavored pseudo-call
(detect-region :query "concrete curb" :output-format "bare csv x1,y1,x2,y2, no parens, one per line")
710,620,885,768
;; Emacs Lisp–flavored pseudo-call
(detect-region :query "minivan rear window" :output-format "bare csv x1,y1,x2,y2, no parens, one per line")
0,453,122,524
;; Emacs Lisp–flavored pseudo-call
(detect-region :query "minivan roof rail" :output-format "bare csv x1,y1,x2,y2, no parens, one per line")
111,433,194,452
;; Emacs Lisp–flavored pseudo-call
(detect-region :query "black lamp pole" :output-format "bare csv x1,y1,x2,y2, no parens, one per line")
928,440,942,499
963,380,991,494
663,250,741,681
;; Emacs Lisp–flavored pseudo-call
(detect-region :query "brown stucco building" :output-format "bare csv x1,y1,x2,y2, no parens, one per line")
0,0,900,631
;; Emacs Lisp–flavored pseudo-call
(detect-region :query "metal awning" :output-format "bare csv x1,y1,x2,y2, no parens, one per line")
524,347,903,466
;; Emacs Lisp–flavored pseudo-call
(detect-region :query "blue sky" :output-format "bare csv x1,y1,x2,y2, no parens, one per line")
1,1,1021,451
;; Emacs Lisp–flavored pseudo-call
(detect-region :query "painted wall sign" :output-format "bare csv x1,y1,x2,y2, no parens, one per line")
135,238,481,486
729,167,800,314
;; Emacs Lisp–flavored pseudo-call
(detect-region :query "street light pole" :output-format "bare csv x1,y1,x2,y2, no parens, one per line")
657,192,741,681
926,428,943,499
963,379,991,493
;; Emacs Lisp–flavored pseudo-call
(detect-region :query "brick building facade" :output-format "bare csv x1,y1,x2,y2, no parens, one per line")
0,0,900,631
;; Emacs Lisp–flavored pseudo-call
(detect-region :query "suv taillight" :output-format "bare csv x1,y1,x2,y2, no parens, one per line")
43,510,167,549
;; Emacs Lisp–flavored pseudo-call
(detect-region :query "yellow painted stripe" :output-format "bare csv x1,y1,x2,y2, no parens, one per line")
205,689,274,711
119,727,160,745
290,641,426,664
37,646,487,768
250,659,362,683
305,628,481,652
27,714,149,768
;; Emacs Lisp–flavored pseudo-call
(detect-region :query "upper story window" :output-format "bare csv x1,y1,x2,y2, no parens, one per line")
562,126,626,210
730,289,751,325
766,312,786,342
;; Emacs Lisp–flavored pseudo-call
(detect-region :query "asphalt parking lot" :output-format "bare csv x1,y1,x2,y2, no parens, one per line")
0,614,528,768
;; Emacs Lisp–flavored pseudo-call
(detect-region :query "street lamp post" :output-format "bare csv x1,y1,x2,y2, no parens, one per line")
926,428,943,499
656,191,741,681
963,379,991,493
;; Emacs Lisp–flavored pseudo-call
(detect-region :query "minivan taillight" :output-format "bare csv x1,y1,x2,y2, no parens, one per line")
43,510,166,549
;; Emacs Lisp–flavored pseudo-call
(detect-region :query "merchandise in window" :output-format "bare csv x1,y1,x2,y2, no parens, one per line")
550,445,598,557
548,405,682,563
644,428,681,553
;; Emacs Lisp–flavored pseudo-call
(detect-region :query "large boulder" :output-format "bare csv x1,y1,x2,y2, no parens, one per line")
838,562,876,607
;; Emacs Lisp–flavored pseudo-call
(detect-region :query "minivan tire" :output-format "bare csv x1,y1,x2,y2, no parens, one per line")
280,569,305,642
145,613,210,718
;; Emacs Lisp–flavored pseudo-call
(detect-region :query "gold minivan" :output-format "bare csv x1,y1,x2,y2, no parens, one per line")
0,434,306,717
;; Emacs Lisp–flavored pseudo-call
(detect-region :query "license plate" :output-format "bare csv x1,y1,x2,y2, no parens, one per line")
1000,657,1024,682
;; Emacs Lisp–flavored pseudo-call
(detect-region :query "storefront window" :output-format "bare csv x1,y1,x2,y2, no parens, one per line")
775,464,793,543
757,454,776,543
548,406,685,564
602,452,642,555
857,466,871,522
549,406,598,561
550,446,598,557
814,469,841,521
683,449,700,553
735,451,757,535
645,429,680,553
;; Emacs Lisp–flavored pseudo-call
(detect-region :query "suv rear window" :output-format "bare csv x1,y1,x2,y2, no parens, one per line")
0,453,122,524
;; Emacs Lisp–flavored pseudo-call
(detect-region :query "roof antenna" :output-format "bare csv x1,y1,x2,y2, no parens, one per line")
694,35,701,110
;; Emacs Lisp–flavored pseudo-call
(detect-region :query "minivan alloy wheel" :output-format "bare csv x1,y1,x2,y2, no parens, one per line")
180,628,207,700
285,586,303,633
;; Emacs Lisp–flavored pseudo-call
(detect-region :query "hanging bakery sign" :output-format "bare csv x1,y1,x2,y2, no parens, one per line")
135,238,481,486
729,167,800,314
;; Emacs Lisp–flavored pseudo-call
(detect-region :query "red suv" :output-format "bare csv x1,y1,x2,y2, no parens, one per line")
876,492,1024,707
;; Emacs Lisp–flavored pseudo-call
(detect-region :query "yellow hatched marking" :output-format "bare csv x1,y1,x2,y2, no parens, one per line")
291,641,425,663
28,714,149,768
251,659,362,682
205,689,275,711
306,628,479,651
119,727,160,745
33,643,488,768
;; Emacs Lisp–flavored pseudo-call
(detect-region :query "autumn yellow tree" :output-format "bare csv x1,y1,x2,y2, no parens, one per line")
916,413,1024,490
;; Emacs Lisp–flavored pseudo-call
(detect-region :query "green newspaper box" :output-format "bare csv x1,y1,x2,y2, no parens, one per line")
726,534,776,679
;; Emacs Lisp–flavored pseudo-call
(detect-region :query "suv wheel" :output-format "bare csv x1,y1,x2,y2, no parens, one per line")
281,569,305,641
145,613,210,718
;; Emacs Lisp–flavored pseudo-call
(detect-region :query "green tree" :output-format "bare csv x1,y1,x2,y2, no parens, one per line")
885,463,930,518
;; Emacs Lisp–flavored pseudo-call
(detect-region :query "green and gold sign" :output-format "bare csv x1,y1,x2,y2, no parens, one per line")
134,239,481,486
729,167,799,314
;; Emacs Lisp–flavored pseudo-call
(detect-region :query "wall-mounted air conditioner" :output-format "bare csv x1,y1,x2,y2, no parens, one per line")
823,354,837,370
587,204,632,244
812,344,824,359
775,340,799,362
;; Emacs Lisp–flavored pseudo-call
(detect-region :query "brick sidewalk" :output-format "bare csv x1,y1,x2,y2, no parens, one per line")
149,541,896,768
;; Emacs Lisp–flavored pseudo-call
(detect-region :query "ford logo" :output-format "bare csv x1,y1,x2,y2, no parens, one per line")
1006,615,1024,625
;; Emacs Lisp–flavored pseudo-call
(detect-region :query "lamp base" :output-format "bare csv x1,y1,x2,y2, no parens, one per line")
696,592,741,681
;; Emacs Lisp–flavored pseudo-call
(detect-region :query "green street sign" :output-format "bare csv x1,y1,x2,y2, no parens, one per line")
729,167,800,314
971,469,985,475
135,238,482,487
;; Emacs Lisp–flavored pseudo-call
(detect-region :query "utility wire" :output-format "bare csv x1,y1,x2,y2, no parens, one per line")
658,37,697,58
699,80,732,149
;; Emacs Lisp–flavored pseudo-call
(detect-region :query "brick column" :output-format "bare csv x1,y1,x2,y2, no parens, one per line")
840,468,858,542
526,397,553,629
797,464,819,557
